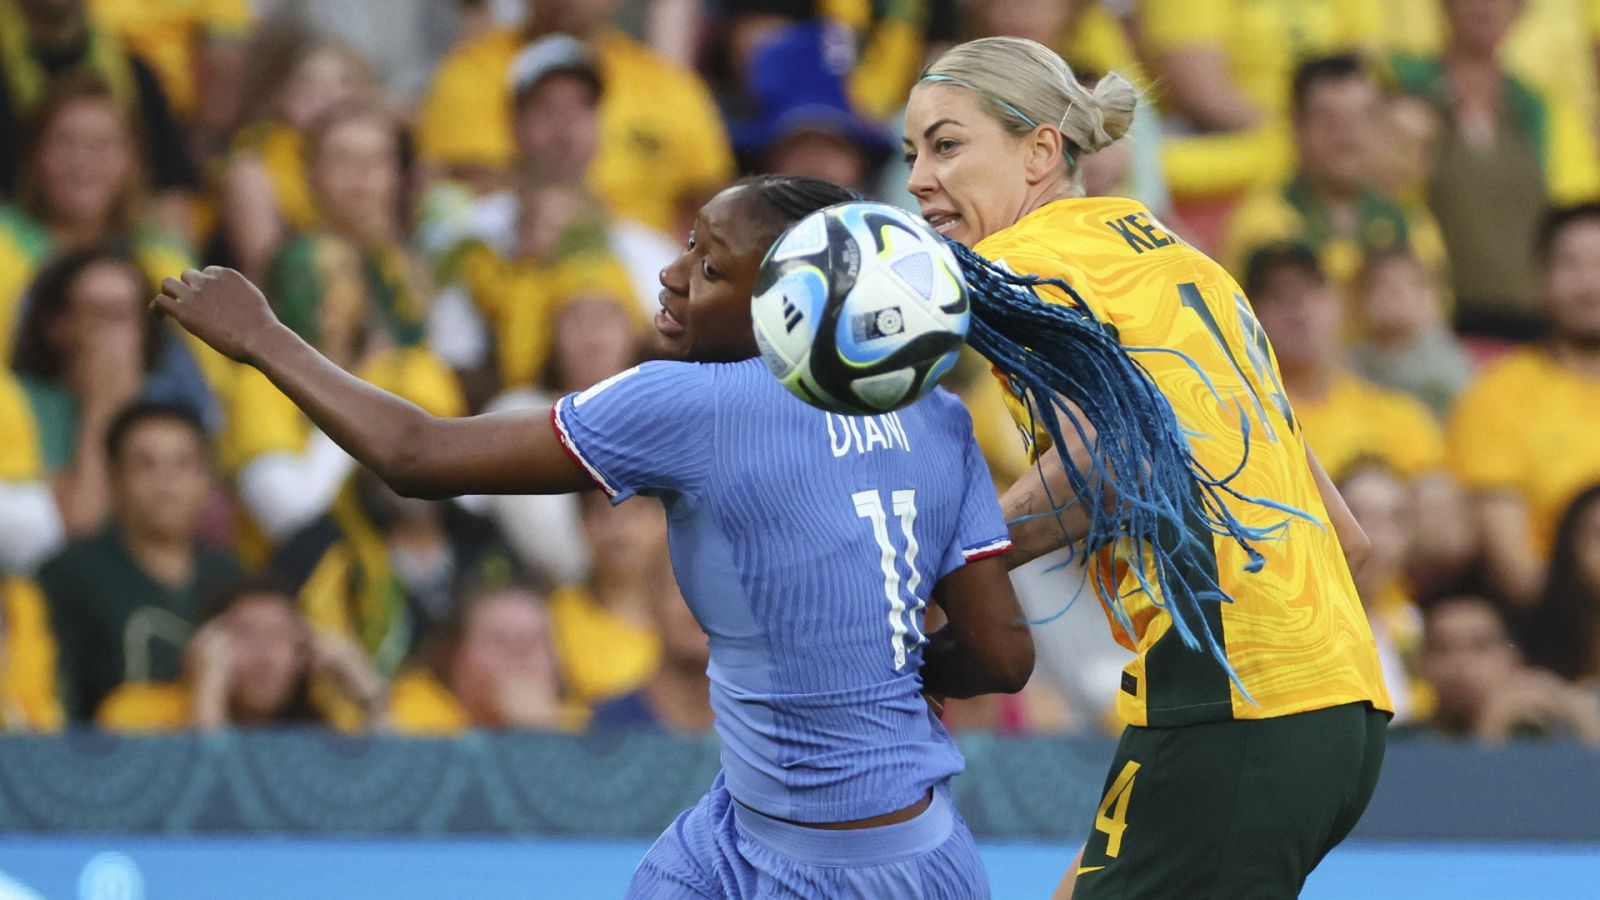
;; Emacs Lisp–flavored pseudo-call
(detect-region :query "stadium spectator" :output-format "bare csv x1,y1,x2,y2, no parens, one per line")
1448,205,1600,606
220,31,375,280
732,21,892,195
1370,93,1444,238
10,249,220,536
439,172,642,396
36,402,243,720
0,75,195,351
265,100,430,358
0,0,198,230
254,0,483,106
1338,459,1427,723
417,0,734,237
1517,484,1600,683
1349,249,1474,419
0,579,63,731
1393,0,1600,342
389,583,582,733
0,368,63,575
1223,55,1447,293
1245,244,1435,476
88,0,255,160
269,469,471,678
546,494,668,707
420,34,675,351
1411,594,1600,745
1248,243,1474,585
1134,0,1379,218
462,264,644,586
98,580,388,731
589,577,712,735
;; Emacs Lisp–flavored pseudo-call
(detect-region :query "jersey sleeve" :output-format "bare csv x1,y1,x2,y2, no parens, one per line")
552,361,715,503
939,405,1013,578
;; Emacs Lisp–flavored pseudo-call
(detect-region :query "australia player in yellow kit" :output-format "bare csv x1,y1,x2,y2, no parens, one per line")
903,37,1392,899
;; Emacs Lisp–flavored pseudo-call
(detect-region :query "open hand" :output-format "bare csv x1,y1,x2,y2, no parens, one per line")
150,267,283,363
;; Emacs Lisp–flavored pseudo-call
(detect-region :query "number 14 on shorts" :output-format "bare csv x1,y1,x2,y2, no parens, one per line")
1094,760,1141,858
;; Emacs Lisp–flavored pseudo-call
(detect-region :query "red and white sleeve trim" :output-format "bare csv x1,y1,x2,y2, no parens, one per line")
961,537,1013,563
550,404,620,498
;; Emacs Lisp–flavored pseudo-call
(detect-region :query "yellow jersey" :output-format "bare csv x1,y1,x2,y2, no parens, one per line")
89,0,254,118
1447,347,1600,555
417,28,733,235
1292,371,1445,481
976,197,1391,726
1139,0,1382,198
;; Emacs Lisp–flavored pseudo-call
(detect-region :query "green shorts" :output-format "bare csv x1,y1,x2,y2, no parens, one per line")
1072,701,1388,900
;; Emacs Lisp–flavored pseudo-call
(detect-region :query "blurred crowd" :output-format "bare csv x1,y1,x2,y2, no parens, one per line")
1,0,1599,747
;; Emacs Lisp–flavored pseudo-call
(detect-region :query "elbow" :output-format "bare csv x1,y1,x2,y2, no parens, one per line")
989,630,1036,695
375,415,441,499
1342,526,1373,577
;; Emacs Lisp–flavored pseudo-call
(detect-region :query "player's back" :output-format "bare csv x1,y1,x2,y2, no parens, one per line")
975,196,1390,728
553,358,1009,824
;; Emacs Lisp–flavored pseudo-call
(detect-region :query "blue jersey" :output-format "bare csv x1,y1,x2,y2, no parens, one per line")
554,358,1011,824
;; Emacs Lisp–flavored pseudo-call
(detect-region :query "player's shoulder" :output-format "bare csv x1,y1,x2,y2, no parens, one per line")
903,385,977,437
568,358,726,409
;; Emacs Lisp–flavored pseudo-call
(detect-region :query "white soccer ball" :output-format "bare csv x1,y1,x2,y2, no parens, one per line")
752,201,970,414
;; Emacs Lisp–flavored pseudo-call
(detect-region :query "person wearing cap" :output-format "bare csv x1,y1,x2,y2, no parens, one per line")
733,20,893,194
417,0,733,238
420,34,676,393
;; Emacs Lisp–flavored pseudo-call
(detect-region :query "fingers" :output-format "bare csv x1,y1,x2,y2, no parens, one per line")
180,268,206,287
160,275,193,300
149,292,184,322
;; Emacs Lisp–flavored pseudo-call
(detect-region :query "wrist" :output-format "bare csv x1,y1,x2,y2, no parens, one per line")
242,320,295,367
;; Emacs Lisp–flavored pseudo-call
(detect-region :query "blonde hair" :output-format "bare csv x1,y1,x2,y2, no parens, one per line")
921,37,1137,171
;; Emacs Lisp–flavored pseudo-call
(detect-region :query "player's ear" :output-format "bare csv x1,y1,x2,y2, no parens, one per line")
1023,125,1065,186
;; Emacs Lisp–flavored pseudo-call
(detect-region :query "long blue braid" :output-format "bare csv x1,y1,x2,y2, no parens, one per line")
948,240,1308,691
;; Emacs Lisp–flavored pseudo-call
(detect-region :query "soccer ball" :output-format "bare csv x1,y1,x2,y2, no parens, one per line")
752,201,970,414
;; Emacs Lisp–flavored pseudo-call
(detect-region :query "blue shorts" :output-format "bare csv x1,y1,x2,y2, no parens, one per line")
626,774,989,899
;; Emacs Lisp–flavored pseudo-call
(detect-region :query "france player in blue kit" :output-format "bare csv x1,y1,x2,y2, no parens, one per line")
152,175,1035,899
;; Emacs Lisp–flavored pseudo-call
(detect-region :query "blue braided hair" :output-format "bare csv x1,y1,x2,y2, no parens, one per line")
949,240,1308,689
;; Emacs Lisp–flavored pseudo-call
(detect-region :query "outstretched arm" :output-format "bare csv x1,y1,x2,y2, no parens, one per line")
921,555,1034,699
152,267,593,499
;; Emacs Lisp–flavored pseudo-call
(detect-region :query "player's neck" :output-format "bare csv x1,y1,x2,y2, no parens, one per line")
644,665,714,733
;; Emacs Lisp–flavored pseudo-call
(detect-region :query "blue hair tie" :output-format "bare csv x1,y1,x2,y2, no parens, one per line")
920,74,1077,169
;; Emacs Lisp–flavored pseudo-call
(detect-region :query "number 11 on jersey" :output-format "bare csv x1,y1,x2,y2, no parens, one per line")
853,489,926,670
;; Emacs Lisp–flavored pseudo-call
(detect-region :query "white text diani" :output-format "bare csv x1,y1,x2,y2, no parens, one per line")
827,412,912,457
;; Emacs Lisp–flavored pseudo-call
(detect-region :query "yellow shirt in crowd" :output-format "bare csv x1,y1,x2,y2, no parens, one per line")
89,0,255,118
976,196,1391,726
0,373,63,733
1138,0,1382,198
1292,371,1446,481
455,246,639,389
1448,347,1600,555
1222,185,1449,291
418,28,733,235
229,121,320,235
546,586,660,707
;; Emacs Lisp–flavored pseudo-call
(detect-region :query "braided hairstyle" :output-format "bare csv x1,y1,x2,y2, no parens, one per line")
950,241,1307,689
738,174,863,242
